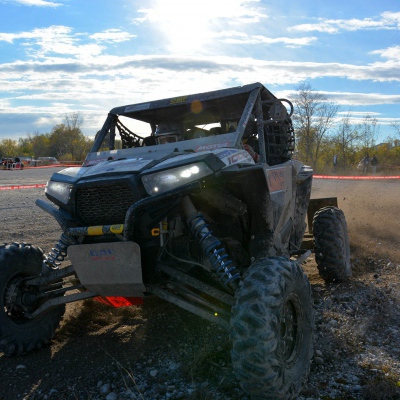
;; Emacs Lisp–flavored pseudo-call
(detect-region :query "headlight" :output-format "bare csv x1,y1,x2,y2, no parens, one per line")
142,162,213,195
45,181,72,204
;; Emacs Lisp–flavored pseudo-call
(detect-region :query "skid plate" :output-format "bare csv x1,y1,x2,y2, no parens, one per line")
68,241,145,296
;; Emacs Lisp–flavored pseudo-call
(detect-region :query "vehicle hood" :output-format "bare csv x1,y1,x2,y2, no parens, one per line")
50,147,254,184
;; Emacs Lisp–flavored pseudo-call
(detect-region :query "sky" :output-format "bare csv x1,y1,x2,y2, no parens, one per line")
0,0,399,143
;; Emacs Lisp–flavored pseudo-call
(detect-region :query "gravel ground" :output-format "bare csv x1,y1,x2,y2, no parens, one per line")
1,167,400,400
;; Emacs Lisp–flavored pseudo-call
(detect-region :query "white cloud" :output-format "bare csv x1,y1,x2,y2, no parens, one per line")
12,0,62,7
218,31,317,46
90,29,136,43
135,0,266,24
35,114,68,126
0,99,11,109
0,32,16,43
0,26,71,44
0,25,137,60
1,54,399,91
27,27,104,59
337,111,381,116
278,89,400,107
371,45,400,61
290,11,400,33
324,91,400,106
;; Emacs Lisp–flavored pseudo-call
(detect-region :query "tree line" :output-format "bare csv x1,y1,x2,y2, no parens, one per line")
292,83,400,173
0,112,93,162
1,88,399,173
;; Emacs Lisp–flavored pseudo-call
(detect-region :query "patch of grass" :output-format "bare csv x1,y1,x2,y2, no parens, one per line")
361,379,400,400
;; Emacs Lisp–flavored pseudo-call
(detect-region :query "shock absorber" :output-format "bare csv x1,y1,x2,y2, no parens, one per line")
181,196,240,289
43,232,77,271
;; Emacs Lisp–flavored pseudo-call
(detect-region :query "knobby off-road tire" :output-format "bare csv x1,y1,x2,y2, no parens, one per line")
230,257,314,400
313,206,351,283
0,243,65,356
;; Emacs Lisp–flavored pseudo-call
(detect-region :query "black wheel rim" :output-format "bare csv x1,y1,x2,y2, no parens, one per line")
3,274,38,323
279,294,301,366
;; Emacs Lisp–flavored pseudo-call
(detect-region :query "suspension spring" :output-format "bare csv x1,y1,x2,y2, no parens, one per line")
188,213,240,289
44,233,77,270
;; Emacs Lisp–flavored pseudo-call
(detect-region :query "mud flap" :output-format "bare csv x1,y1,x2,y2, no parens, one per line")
68,241,146,297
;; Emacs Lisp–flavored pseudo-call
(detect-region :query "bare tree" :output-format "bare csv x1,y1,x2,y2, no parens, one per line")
390,120,400,137
64,112,83,131
332,113,362,169
358,115,379,150
292,82,339,170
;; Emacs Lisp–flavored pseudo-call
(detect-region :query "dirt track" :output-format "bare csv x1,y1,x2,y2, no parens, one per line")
1,167,400,400
311,178,400,261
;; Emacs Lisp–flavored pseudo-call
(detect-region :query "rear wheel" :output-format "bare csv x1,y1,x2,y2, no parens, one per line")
230,257,314,400
0,243,65,356
313,206,351,283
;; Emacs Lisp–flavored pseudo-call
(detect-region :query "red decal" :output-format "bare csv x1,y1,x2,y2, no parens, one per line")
228,151,252,165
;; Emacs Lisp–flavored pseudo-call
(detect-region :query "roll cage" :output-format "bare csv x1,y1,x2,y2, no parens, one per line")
90,82,294,166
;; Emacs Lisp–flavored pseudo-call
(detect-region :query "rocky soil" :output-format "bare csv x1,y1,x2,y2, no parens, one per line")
1,168,400,400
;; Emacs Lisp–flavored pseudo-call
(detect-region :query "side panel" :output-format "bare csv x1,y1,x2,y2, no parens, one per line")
265,163,294,248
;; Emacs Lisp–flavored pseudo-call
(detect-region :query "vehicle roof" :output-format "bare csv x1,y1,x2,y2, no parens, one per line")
109,82,276,125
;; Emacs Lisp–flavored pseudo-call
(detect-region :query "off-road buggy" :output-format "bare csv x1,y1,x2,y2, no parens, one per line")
0,83,351,399
1,157,24,170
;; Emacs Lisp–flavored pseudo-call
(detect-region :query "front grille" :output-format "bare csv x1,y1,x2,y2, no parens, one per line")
76,183,136,225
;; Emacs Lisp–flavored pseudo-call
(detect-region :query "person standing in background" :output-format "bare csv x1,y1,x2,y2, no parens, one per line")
370,155,378,174
333,154,338,172
361,154,370,174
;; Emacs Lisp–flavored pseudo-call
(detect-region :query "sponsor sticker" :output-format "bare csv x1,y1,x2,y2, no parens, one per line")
170,96,188,104
267,168,286,192
90,249,116,261
196,142,230,152
227,150,253,165
216,150,236,159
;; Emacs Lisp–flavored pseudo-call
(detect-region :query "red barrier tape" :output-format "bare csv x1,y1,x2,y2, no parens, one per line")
24,164,79,169
0,184,46,190
314,175,400,180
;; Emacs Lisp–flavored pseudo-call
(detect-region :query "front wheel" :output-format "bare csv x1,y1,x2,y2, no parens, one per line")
313,206,351,283
0,243,65,356
230,257,314,400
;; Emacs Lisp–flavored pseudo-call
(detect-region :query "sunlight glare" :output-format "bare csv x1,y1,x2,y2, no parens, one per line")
150,0,214,53
144,0,262,54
